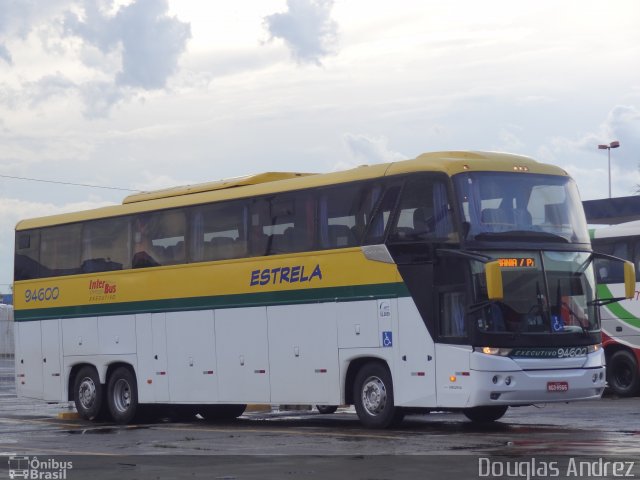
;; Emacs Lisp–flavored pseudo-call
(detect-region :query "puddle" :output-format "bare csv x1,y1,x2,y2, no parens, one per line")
63,425,151,435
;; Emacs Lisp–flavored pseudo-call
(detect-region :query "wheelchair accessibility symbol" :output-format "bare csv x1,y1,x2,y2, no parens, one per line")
552,315,564,332
382,331,392,347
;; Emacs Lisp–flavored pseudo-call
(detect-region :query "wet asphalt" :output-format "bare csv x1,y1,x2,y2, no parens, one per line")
1,362,639,479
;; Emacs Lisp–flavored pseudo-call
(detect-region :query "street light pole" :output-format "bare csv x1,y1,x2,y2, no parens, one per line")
598,140,620,198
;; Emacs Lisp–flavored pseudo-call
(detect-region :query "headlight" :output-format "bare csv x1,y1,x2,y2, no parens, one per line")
474,347,513,356
587,344,601,354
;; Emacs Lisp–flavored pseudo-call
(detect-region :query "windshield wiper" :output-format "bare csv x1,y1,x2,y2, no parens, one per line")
589,297,628,307
473,230,570,243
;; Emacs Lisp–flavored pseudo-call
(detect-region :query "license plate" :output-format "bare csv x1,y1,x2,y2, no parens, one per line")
547,381,569,392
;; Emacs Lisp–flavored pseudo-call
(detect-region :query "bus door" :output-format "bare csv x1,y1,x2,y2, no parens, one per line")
395,289,437,407
434,255,473,408
135,313,170,403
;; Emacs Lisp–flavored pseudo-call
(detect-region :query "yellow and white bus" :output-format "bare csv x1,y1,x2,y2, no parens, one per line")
13,151,634,428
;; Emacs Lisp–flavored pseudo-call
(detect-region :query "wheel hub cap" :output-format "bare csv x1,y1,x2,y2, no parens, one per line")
362,376,387,415
113,379,131,413
79,378,96,409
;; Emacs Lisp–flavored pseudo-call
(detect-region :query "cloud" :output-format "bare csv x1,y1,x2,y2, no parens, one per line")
0,0,70,63
25,72,77,106
64,0,191,90
545,105,640,200
0,0,191,117
264,0,338,65
0,44,11,64
130,172,199,193
333,133,406,171
78,80,127,118
495,127,525,153
552,105,640,154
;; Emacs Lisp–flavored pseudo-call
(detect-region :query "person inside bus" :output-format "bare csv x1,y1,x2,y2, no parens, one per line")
132,214,161,268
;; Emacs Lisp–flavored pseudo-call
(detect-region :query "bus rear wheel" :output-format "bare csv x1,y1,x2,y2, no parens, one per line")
608,350,640,397
353,362,404,429
463,405,508,423
73,366,104,421
107,367,139,424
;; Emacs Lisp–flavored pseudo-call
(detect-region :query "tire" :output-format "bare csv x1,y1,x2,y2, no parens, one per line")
353,362,403,429
463,405,508,423
73,366,104,421
608,350,640,397
107,366,139,424
316,405,338,414
199,404,247,421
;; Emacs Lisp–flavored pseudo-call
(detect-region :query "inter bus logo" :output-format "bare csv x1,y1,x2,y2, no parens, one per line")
88,279,117,301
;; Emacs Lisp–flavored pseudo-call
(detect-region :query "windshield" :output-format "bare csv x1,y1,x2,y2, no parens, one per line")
454,172,589,244
471,251,599,335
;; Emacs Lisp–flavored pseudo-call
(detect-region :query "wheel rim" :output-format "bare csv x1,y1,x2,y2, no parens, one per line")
613,363,633,389
361,375,387,416
113,378,132,413
78,377,97,410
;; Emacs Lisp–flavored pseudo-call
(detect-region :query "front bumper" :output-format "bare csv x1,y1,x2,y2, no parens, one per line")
467,366,606,406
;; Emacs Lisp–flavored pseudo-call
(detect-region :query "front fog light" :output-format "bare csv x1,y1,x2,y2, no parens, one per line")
599,371,604,380
592,373,598,383
505,376,512,386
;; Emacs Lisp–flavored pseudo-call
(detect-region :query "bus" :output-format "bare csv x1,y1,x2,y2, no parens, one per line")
13,151,634,428
590,220,640,396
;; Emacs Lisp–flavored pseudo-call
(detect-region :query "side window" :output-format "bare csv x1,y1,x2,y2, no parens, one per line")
318,182,379,249
81,217,131,273
593,240,629,284
14,230,42,280
440,291,468,337
436,256,469,340
364,183,401,245
191,201,248,262
249,192,315,256
40,224,82,277
132,210,186,268
388,176,455,243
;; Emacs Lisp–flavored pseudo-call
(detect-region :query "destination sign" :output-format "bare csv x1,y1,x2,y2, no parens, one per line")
498,257,536,268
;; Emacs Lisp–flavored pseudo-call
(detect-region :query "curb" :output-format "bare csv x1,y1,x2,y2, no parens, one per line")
57,411,80,420
245,404,272,413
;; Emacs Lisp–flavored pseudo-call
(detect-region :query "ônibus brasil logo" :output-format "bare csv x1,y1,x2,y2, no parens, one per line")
7,456,73,479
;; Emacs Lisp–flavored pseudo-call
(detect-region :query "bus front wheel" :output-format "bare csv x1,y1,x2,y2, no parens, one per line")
107,366,139,424
463,405,508,423
608,350,640,397
353,362,404,428
73,366,104,421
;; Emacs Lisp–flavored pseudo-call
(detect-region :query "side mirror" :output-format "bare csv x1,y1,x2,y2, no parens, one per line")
485,260,503,301
624,261,635,299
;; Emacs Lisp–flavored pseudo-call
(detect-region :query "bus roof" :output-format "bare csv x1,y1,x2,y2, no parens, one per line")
16,151,567,230
591,220,640,240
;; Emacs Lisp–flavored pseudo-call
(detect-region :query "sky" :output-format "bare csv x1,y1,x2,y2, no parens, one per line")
1,0,640,293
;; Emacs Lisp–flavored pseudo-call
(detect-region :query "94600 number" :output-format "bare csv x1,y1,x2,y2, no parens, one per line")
24,287,59,303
